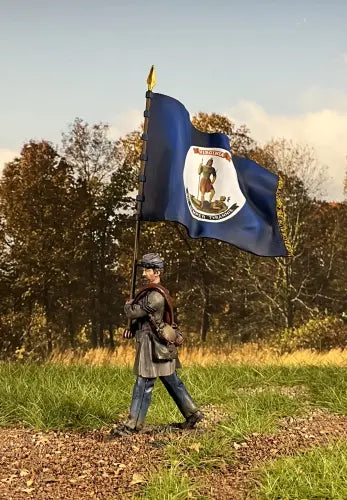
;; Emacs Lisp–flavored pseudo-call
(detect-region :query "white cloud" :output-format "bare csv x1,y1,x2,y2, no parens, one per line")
300,86,347,113
229,101,346,201
109,109,142,139
0,149,18,176
341,53,347,65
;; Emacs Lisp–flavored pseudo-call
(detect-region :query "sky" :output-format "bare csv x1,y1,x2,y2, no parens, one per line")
1,0,347,200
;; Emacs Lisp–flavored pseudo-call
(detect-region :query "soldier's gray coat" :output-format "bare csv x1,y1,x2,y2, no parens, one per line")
124,290,182,378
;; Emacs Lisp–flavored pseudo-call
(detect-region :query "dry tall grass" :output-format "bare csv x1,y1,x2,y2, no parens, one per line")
50,343,347,367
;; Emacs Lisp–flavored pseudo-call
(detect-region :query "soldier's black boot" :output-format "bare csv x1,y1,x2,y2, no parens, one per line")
180,410,204,429
105,422,142,440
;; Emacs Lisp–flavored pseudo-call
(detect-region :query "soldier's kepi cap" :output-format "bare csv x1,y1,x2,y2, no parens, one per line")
138,253,164,269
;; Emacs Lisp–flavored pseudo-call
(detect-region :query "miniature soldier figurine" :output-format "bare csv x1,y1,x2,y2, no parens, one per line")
109,253,203,437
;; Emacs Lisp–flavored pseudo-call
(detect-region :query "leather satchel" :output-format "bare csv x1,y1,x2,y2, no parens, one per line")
150,331,178,362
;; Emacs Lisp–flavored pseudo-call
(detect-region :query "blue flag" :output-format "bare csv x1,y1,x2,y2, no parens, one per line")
142,93,289,257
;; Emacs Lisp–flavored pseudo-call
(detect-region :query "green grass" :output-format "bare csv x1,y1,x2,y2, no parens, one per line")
220,390,303,439
135,463,206,500
303,365,347,414
0,363,134,429
0,363,346,430
165,429,234,471
254,441,347,500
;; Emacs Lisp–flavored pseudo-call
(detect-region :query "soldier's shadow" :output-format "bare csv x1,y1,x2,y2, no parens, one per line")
140,422,184,435
137,422,205,440
101,422,203,443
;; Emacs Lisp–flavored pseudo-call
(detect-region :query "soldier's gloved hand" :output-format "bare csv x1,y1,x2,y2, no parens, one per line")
122,328,134,339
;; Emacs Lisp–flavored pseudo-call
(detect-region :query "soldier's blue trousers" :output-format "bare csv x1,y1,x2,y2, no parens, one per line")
126,371,200,429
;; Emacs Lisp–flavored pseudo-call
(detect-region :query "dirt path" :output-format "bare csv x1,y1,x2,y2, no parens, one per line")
0,427,164,499
197,410,347,500
1,410,346,499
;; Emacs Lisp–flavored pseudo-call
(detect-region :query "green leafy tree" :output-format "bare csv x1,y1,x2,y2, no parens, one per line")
244,139,333,333
0,141,75,355
62,118,130,348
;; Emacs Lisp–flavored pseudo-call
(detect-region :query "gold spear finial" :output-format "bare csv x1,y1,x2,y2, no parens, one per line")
147,65,156,91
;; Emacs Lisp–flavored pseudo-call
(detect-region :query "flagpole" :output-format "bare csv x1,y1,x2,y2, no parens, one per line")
129,65,156,299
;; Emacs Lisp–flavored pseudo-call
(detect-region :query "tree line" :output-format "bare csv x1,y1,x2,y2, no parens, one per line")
0,115,346,359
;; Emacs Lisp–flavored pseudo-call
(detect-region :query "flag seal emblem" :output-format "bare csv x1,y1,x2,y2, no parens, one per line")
183,146,246,223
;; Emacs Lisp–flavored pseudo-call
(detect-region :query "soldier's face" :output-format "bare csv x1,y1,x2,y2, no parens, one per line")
142,268,159,283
